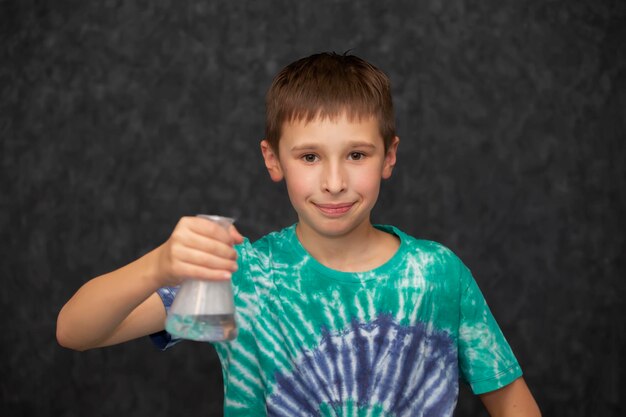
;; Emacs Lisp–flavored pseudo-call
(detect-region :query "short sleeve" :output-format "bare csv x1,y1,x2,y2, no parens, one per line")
149,286,182,350
457,264,523,394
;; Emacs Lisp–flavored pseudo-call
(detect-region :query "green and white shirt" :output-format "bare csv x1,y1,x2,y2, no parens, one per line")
152,224,522,416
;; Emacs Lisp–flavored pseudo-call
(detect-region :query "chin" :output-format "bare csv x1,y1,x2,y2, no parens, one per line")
306,217,369,239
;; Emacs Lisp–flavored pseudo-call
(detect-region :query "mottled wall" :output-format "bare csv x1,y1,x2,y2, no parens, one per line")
2,0,624,416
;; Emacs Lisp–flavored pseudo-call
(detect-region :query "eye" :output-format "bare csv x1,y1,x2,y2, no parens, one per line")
348,152,365,160
301,154,319,163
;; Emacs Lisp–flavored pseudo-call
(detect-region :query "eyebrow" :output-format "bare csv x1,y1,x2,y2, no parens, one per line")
290,141,378,152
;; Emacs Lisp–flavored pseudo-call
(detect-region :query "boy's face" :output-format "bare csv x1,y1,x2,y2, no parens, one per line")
261,113,399,240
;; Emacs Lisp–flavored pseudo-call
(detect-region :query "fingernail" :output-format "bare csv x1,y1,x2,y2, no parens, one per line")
223,272,232,279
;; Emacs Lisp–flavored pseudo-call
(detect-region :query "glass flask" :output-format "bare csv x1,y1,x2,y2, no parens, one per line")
164,214,237,341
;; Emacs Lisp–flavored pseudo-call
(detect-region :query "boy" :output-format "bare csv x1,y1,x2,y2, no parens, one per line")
57,52,540,416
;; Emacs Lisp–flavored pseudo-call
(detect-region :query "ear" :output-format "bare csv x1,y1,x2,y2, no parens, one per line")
382,136,400,179
260,140,284,182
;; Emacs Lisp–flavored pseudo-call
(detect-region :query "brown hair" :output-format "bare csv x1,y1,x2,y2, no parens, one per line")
265,52,396,153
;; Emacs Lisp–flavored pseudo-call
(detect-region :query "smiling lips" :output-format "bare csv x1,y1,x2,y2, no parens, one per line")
314,202,355,216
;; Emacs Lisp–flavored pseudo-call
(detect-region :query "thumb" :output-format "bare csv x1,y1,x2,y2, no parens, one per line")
230,225,245,244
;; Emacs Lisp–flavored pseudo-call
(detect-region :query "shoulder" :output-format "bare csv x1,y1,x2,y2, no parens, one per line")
384,224,466,277
234,224,298,266
247,224,296,255
231,225,297,295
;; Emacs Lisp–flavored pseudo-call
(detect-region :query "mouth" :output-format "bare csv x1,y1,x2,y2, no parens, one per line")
313,202,355,216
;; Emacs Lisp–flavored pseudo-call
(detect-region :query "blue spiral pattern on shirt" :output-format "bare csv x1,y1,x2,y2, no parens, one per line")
267,314,458,416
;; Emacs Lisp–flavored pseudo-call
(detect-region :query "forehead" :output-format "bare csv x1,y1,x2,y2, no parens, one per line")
280,113,382,149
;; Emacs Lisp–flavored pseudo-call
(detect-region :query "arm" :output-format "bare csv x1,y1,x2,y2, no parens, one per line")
479,377,541,417
56,217,243,351
56,248,167,351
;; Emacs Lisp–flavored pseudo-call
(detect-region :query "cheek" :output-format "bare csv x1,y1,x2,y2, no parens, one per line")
283,169,313,198
352,169,382,195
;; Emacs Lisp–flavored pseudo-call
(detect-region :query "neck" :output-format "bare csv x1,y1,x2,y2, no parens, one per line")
296,220,398,272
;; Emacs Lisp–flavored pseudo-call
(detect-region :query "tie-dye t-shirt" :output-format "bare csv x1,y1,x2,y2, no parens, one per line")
151,224,522,416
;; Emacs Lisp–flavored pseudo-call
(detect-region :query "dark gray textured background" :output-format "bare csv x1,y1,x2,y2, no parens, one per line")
2,0,625,416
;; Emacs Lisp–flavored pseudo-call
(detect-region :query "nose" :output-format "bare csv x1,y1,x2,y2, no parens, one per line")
322,160,346,194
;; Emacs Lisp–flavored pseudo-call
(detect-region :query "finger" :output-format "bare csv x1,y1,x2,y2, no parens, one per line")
188,217,234,243
180,232,238,260
177,246,239,273
229,225,244,243
179,263,234,281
